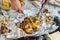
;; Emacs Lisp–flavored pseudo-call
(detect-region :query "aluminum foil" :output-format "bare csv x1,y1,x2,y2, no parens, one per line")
0,0,60,39
0,6,59,39
0,8,40,39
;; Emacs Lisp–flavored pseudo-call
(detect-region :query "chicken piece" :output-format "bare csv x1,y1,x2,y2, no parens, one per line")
19,17,29,29
2,28,11,34
16,17,29,30
46,16,55,25
29,17,42,30
49,21,55,25
3,17,10,26
32,13,39,23
24,24,34,34
32,26,40,31
43,9,48,13
19,23,25,29
2,0,11,10
25,28,34,34
19,17,42,34
0,23,11,34
32,18,42,31
27,18,40,31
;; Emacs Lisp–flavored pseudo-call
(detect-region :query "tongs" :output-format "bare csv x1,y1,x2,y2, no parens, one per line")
38,0,47,19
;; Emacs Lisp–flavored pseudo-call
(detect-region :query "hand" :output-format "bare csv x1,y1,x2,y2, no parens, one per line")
56,0,60,3
42,0,50,4
10,0,23,13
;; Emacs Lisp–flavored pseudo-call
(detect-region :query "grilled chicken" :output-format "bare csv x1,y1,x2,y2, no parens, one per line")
18,17,42,34
0,23,11,34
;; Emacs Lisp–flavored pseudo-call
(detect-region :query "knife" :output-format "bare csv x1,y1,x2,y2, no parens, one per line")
38,0,47,19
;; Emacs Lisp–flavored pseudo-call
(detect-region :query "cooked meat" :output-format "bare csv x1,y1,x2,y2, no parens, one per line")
2,0,11,10
46,16,55,25
43,9,48,13
25,25,34,34
0,23,11,34
18,16,42,34
20,17,29,29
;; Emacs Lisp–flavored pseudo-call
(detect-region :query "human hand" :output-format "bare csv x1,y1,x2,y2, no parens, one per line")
10,0,23,13
41,0,50,4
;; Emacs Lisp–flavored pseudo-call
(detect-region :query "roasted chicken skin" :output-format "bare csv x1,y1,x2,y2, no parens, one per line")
17,16,42,34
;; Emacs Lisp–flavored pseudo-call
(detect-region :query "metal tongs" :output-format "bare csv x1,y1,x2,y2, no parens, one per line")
38,0,47,19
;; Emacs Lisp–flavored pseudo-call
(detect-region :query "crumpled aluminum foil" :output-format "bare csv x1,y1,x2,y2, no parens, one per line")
0,7,59,39
0,1,60,38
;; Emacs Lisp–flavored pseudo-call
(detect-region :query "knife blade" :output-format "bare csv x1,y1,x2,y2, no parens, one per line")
38,0,47,19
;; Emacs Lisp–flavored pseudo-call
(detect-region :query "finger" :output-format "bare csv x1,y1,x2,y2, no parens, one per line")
41,0,45,4
47,0,50,3
16,0,22,8
17,9,21,13
20,10,24,14
41,0,50,4
19,8,24,13
46,0,50,4
18,9,24,14
18,11,24,14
